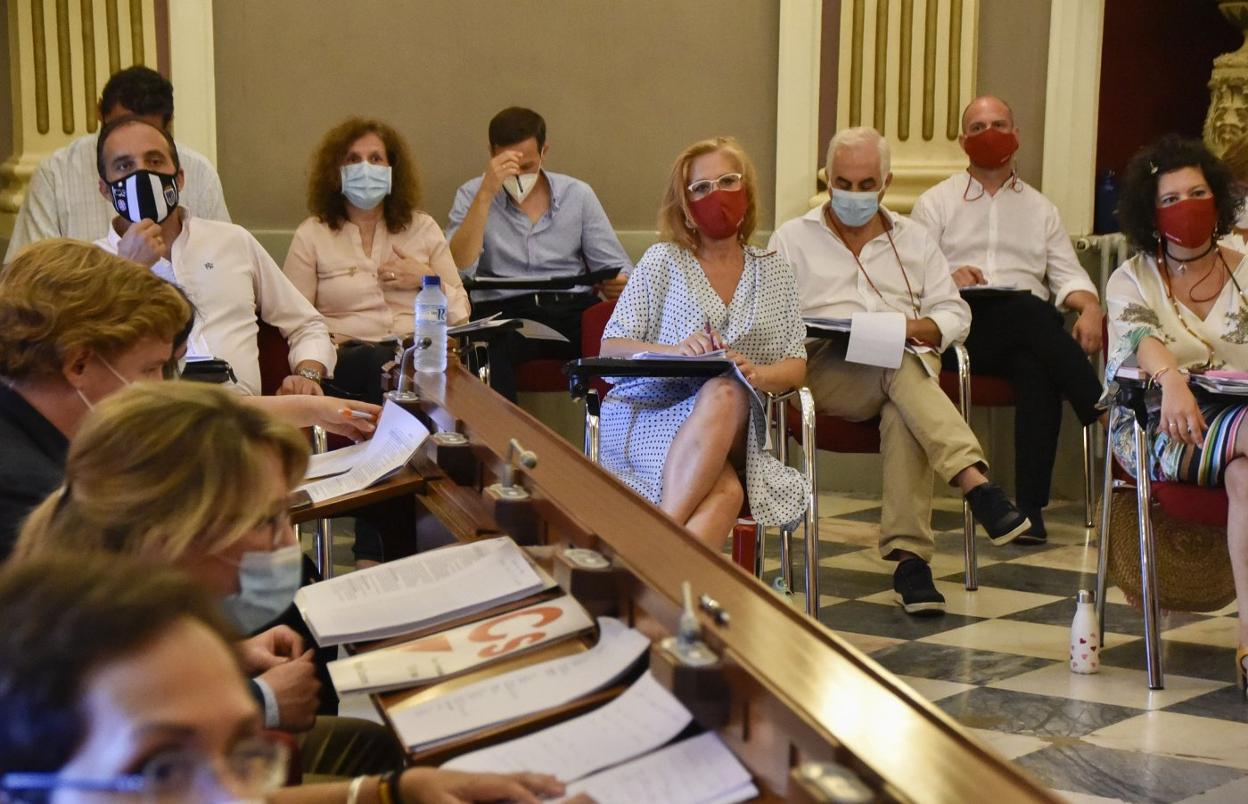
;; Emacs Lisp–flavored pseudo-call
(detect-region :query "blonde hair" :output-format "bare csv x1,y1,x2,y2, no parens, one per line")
0,239,191,381
14,382,309,563
825,127,891,180
657,136,760,253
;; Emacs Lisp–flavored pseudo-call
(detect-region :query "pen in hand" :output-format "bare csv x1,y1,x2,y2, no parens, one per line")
704,320,722,351
340,408,376,421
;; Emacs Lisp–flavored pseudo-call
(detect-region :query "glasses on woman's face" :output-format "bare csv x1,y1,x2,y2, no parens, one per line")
687,172,744,201
251,502,294,550
0,735,288,802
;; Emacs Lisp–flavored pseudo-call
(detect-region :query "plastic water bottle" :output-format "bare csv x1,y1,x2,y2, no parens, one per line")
1069,589,1101,674
413,276,447,373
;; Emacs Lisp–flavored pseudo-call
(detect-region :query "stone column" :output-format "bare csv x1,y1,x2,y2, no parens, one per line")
1,0,162,237
830,0,980,212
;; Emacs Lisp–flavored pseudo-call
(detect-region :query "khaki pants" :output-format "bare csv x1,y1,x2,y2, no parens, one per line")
806,341,986,563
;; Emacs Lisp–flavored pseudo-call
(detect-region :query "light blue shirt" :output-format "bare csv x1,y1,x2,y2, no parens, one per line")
446,170,632,302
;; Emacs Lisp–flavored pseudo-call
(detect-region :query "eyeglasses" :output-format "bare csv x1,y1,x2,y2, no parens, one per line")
687,172,744,201
253,503,295,549
1,735,288,802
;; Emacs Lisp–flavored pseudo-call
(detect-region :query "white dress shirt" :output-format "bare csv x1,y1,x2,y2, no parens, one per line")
4,133,230,264
97,213,336,395
910,172,1097,307
769,205,970,351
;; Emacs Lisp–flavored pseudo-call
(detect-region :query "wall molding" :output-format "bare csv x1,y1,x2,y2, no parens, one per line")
168,0,216,165
774,0,823,228
1041,0,1104,236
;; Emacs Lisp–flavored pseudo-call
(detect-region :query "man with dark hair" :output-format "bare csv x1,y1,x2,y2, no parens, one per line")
93,117,334,397
4,65,229,264
447,106,632,400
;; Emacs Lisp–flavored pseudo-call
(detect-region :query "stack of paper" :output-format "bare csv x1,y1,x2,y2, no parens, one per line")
391,618,649,751
560,732,757,804
299,401,429,502
327,595,595,695
448,315,568,342
444,671,692,780
803,316,852,333
1193,372,1248,395
629,349,730,361
295,537,552,646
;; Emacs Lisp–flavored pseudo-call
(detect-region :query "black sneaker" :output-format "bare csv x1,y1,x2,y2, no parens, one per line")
1014,508,1047,546
892,559,946,616
965,482,1031,546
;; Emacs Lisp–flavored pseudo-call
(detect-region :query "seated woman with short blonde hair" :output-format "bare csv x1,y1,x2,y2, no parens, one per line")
284,118,471,402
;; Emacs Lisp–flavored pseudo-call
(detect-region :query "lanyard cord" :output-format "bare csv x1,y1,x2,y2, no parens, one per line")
826,207,921,318
962,169,1022,202
1156,246,1245,367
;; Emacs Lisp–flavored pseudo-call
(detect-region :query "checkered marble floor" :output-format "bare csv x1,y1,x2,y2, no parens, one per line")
761,494,1248,804
306,495,1247,803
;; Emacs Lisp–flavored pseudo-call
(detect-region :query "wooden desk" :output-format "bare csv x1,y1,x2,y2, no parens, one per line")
342,364,1056,802
290,465,427,525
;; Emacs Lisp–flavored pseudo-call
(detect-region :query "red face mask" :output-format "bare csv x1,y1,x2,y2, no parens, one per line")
1156,196,1217,249
963,128,1019,169
688,189,748,241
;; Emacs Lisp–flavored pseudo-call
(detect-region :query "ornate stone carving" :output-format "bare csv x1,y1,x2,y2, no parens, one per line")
1205,1,1248,174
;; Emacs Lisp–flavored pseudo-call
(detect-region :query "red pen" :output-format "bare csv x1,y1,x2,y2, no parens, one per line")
704,320,721,351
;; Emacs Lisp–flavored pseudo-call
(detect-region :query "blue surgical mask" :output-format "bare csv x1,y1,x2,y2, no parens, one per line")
829,189,881,228
220,544,303,633
340,162,392,210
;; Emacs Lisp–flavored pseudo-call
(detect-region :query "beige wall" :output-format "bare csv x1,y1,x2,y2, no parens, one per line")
977,0,1051,187
0,5,11,167
211,0,779,244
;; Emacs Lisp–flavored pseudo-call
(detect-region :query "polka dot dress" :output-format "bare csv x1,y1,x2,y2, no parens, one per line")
600,242,808,528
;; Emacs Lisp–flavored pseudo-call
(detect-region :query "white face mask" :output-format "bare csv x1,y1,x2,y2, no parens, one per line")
75,354,132,410
220,544,303,633
340,162,392,210
504,169,541,204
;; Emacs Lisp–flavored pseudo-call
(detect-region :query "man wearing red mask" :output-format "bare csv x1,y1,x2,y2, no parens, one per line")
911,95,1105,544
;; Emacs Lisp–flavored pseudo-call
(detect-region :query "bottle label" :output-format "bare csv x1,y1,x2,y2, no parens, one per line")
416,305,446,324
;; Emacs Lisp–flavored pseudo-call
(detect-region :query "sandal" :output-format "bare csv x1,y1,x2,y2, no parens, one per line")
1237,645,1248,699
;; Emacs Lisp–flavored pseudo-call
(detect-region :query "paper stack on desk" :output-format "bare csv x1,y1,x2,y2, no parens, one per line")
327,595,595,694
295,537,553,646
391,617,649,751
803,316,852,333
1194,370,1248,395
629,349,730,361
299,401,429,501
560,732,757,804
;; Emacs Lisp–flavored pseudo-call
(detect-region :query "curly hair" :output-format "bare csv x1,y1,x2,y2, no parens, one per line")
1118,134,1243,252
307,117,422,233
0,239,192,381
657,136,760,253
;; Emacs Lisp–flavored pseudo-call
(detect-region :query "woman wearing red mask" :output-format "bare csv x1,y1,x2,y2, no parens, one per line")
597,137,807,550
1106,134,1248,688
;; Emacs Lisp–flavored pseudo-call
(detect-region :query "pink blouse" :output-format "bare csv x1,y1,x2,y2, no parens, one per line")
283,213,471,343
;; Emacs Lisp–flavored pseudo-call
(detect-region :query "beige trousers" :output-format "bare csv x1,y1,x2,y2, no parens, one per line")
806,341,986,562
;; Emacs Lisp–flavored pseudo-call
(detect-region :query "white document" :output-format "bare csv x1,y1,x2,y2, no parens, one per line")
328,595,595,695
630,349,730,361
444,671,692,781
295,537,549,646
516,319,569,342
558,732,757,804
846,311,906,369
447,313,504,336
304,439,371,480
961,283,1019,293
297,400,429,502
392,618,649,751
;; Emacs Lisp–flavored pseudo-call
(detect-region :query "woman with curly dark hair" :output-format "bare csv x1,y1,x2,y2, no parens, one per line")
282,118,469,403
1105,134,1248,691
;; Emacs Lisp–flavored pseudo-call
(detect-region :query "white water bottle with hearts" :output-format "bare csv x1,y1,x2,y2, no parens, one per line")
1070,590,1100,674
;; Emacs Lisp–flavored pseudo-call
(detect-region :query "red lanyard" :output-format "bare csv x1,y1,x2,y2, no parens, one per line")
826,208,921,318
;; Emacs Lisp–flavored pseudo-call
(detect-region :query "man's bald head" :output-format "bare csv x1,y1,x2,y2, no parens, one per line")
961,96,1015,135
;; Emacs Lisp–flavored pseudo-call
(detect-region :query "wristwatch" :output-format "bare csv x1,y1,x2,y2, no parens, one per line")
296,367,323,384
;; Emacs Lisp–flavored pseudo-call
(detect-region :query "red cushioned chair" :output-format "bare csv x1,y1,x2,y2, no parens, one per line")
938,348,1098,529
788,343,980,591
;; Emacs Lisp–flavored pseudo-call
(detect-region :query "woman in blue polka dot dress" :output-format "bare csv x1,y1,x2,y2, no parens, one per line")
599,137,808,550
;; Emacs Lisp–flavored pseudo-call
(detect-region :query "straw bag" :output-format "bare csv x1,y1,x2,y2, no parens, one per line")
1099,491,1235,612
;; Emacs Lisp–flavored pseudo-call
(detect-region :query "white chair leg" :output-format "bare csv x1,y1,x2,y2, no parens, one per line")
954,344,978,591
1083,424,1096,528
1132,415,1164,690
310,425,334,579
799,388,820,616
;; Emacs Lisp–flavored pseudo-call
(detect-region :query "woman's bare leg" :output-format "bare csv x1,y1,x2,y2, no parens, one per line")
683,463,744,551
659,378,749,524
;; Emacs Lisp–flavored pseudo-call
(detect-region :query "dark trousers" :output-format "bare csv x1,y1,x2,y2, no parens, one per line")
471,292,598,401
942,293,1103,510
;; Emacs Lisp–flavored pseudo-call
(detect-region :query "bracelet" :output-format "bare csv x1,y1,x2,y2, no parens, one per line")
376,774,393,804
385,770,407,804
1150,366,1189,388
346,776,367,804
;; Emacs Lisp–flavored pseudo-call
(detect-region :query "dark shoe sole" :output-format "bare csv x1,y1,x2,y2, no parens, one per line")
986,516,1031,546
1014,531,1047,546
893,591,947,616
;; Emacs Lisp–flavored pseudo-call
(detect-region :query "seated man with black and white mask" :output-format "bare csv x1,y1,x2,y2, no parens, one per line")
93,116,335,396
